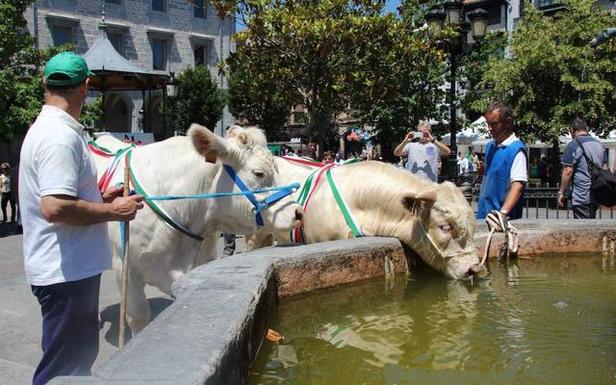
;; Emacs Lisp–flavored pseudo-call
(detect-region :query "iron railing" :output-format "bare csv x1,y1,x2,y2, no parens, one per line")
464,182,615,219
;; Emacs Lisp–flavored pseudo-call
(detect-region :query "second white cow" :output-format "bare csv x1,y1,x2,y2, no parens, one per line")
248,158,486,280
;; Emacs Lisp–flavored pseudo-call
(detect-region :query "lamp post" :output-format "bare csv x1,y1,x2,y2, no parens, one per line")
166,71,177,137
426,2,488,182
138,107,144,132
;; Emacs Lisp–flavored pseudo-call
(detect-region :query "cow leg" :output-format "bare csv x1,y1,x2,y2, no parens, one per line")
126,278,150,334
116,268,150,335
195,233,219,265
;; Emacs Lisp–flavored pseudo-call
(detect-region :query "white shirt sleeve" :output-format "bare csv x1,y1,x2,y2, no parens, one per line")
510,151,528,182
37,143,81,197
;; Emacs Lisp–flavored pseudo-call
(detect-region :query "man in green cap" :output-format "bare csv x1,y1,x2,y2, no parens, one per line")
19,51,144,384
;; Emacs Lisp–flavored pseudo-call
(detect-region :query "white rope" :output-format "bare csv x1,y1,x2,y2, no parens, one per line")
481,221,519,265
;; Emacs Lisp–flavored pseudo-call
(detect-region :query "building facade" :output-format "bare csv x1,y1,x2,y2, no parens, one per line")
24,0,235,137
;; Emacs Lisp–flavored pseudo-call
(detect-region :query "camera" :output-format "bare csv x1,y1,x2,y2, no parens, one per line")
413,132,424,139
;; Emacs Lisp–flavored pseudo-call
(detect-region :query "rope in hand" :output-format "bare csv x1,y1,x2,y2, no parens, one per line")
480,210,519,265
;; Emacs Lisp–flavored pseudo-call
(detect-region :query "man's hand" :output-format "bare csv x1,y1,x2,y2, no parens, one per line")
404,132,414,141
110,194,145,221
102,185,125,203
486,210,508,232
557,193,566,208
424,131,434,142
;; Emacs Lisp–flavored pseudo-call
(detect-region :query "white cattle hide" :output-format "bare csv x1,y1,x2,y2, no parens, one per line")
92,125,302,332
249,158,486,280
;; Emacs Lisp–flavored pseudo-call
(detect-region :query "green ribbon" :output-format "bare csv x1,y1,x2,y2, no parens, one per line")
126,150,204,241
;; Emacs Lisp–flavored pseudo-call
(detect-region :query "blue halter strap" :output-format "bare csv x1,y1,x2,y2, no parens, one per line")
223,165,299,227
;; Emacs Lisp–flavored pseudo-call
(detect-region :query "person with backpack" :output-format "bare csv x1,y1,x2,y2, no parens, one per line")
558,118,606,218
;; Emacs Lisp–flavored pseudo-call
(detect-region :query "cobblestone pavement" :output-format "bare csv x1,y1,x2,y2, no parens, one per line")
0,222,244,385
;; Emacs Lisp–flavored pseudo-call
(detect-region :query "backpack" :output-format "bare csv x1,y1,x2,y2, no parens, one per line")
575,138,616,207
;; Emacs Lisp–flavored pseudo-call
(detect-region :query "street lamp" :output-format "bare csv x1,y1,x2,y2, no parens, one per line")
427,2,487,182
138,107,144,132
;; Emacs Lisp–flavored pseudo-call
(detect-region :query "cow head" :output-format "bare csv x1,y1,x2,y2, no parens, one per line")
188,123,303,235
399,181,486,280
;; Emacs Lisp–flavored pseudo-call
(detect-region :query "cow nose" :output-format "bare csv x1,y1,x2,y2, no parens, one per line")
466,263,486,278
295,208,304,221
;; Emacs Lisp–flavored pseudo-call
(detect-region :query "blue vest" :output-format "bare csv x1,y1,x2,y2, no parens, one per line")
476,139,526,219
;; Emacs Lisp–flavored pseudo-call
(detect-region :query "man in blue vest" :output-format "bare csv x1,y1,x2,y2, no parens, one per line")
476,102,527,225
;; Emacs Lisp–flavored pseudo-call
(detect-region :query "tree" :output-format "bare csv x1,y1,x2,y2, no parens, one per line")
0,0,41,141
472,0,616,142
165,66,225,134
227,62,290,140
214,0,447,152
0,1,102,143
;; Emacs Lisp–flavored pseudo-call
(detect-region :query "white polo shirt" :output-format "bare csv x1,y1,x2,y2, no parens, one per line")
19,105,111,286
498,133,528,183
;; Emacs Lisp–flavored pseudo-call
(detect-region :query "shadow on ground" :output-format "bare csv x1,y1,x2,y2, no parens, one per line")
0,222,22,238
100,297,174,347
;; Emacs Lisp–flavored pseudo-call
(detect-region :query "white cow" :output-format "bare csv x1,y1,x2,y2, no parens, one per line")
92,125,303,332
248,158,486,280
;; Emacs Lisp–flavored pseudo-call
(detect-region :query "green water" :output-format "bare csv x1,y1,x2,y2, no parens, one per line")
249,255,616,385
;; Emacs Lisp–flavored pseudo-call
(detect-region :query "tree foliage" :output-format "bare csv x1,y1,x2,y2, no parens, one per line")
165,66,225,134
227,59,290,140
0,1,103,141
0,0,40,141
472,0,616,141
214,0,447,149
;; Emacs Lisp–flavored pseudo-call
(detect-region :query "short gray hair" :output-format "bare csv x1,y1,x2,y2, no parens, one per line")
417,121,431,131
485,101,514,122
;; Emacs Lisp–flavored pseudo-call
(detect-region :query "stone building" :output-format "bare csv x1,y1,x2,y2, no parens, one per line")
24,0,235,137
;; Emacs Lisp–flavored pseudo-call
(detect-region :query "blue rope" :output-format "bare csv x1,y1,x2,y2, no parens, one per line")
143,183,300,201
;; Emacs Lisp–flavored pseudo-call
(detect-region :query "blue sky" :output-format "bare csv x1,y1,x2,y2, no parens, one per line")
236,0,401,31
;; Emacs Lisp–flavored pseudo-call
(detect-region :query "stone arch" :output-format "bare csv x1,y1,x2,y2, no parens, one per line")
105,93,133,132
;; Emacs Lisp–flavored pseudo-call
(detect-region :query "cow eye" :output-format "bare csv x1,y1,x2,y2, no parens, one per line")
252,169,266,178
439,224,452,233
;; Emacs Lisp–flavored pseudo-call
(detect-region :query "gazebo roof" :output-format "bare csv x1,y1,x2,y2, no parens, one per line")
83,29,169,91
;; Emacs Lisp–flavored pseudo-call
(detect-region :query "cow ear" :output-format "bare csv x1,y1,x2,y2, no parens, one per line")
189,123,227,163
402,189,437,213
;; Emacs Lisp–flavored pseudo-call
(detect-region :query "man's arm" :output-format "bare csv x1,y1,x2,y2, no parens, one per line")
421,131,450,155
558,165,574,207
393,133,412,157
41,194,144,226
432,139,451,155
501,181,525,215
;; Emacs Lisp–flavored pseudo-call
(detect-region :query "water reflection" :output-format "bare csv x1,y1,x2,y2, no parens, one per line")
251,254,616,385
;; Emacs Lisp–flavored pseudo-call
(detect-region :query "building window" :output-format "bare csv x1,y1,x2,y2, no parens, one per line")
50,25,73,46
194,0,206,18
152,0,166,12
536,0,562,8
152,38,167,71
108,31,124,57
194,45,207,67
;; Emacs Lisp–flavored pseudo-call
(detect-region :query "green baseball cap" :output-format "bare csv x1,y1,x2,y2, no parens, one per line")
43,51,95,86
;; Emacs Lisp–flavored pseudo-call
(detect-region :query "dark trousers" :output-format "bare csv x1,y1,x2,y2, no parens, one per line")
572,203,599,219
31,274,101,385
222,233,236,257
1,192,15,222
